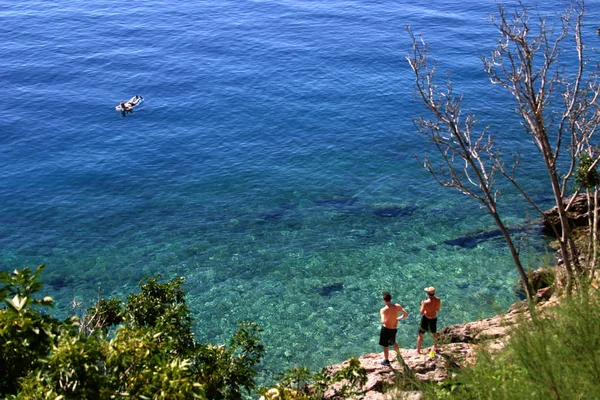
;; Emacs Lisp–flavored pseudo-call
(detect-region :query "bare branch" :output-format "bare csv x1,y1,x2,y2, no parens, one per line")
407,25,533,299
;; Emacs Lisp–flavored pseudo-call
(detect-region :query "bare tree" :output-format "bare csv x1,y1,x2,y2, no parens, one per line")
406,28,534,300
483,0,600,293
407,0,600,297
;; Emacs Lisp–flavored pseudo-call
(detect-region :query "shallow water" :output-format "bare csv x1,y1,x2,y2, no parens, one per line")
1,0,598,379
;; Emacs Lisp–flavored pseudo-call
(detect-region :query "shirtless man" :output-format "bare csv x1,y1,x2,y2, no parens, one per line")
416,286,441,354
119,96,142,115
379,292,409,368
119,100,132,115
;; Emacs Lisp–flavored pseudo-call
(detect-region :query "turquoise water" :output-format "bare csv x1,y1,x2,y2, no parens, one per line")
1,0,598,379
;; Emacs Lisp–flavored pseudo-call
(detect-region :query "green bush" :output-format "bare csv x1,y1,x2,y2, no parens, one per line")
260,357,367,399
82,297,124,334
1,266,264,399
125,275,195,352
2,266,367,399
0,265,62,396
16,330,110,400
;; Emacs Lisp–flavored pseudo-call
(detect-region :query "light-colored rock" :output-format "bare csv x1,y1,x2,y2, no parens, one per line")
396,390,423,400
324,344,476,398
363,389,422,400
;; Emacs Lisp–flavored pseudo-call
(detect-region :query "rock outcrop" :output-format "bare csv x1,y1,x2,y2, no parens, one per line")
542,193,590,235
324,295,559,399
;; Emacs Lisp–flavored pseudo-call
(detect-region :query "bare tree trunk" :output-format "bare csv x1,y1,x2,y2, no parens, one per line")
546,154,578,294
492,212,534,299
588,187,599,281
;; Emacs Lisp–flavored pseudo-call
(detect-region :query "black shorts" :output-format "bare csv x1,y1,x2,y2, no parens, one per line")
379,326,397,347
418,316,437,334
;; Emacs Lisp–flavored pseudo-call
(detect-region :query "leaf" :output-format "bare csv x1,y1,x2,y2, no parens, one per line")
6,294,27,312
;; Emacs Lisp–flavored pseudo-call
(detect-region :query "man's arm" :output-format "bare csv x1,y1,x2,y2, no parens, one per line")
380,308,385,324
419,300,426,315
397,305,409,321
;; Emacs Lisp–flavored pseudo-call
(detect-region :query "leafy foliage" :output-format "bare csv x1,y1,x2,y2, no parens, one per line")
259,357,367,399
0,265,61,395
2,266,368,399
0,264,54,311
1,266,265,399
125,275,195,352
104,327,207,399
16,330,110,399
575,152,600,190
191,322,265,398
83,297,124,334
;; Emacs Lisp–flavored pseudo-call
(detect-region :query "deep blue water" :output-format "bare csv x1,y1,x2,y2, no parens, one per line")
1,0,599,379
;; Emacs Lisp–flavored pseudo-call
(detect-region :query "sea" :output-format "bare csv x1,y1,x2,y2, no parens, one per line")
1,0,599,381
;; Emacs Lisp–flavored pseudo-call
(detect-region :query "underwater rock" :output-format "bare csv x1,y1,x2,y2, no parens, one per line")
442,226,531,249
285,220,303,230
47,274,73,290
314,194,358,208
257,202,299,223
259,210,285,221
372,204,417,218
316,282,344,296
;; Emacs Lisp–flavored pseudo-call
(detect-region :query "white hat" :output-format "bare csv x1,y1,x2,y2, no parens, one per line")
424,286,436,295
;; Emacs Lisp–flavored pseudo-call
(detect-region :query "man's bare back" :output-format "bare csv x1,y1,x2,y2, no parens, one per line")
416,287,441,354
420,296,441,319
380,303,408,329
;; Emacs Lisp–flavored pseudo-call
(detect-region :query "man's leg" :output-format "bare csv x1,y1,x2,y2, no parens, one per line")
433,332,439,352
381,346,392,366
416,333,423,354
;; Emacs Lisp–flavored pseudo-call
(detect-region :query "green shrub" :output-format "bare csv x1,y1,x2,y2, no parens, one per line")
261,357,367,399
0,265,62,396
83,297,124,335
16,331,109,400
192,322,265,399
125,275,195,352
2,267,264,399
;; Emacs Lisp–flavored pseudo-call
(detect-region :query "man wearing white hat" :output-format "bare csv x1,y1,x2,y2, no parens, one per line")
416,286,441,354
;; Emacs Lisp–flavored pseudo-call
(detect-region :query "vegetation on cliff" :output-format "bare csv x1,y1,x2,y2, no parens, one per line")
402,1,600,394
0,264,366,399
0,265,264,399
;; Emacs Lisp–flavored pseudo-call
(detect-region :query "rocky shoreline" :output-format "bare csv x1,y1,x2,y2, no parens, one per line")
324,292,558,399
